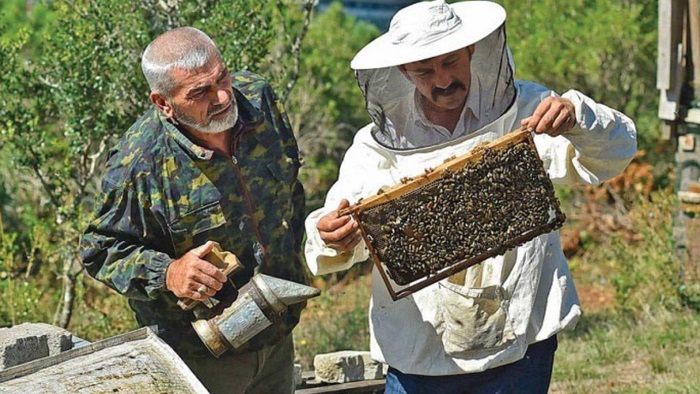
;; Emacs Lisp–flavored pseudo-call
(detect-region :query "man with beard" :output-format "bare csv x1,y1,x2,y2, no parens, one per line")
304,1,637,393
80,27,307,394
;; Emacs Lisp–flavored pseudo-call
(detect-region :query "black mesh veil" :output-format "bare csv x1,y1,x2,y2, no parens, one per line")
355,24,515,150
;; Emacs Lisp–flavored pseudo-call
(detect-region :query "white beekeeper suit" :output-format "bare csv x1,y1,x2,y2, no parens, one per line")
304,0,636,375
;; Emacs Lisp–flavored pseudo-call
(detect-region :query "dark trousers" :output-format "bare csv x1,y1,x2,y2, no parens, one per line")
385,336,558,394
181,333,295,394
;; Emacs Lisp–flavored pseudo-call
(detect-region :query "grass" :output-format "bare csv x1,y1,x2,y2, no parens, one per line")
552,309,700,393
294,272,372,369
550,190,700,392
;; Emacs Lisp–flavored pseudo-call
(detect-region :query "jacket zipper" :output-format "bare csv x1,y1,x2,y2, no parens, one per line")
231,133,267,266
232,129,286,341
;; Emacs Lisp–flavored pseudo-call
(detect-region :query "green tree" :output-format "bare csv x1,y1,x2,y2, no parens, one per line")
284,2,379,210
0,0,278,333
1,0,54,43
498,0,658,149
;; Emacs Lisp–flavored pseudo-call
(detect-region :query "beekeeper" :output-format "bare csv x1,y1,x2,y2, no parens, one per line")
304,1,637,392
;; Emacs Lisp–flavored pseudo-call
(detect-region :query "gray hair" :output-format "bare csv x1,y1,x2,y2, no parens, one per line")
141,27,223,97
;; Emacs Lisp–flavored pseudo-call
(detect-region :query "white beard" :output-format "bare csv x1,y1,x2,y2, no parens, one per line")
172,94,239,134
197,104,238,134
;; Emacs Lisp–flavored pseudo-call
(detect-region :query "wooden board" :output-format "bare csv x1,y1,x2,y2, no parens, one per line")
295,379,385,394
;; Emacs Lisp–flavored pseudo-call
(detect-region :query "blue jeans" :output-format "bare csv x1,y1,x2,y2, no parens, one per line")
385,336,558,394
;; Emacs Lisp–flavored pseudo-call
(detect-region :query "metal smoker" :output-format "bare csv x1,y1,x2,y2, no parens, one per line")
192,273,320,357
181,246,320,357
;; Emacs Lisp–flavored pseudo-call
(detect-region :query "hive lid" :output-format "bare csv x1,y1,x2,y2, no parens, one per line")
0,327,208,393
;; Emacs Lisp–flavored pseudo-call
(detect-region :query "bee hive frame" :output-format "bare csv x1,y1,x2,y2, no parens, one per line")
341,129,566,301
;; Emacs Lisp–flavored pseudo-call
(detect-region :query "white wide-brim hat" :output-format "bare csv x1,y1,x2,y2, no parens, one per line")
351,0,506,70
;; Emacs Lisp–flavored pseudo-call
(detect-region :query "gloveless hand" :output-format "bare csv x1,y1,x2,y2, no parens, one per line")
520,97,576,137
165,240,227,301
317,199,362,252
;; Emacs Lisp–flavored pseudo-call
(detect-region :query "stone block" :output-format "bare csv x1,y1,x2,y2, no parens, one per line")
313,350,383,384
294,363,303,387
0,323,72,370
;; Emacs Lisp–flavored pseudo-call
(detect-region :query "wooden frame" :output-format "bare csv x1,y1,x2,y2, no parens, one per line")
341,129,565,300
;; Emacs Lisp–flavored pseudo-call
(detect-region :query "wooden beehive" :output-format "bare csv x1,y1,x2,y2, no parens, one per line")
0,327,208,394
341,129,566,300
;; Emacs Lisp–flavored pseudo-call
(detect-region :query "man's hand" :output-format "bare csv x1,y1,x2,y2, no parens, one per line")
521,97,576,137
166,240,228,301
317,199,362,252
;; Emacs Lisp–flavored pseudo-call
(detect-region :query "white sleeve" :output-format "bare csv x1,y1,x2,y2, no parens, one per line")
303,128,378,276
533,89,637,185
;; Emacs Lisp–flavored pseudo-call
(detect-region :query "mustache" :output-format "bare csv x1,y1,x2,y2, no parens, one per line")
431,81,466,101
208,92,235,117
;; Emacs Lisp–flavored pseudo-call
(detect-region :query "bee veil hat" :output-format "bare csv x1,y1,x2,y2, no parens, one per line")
351,0,506,70
352,0,516,150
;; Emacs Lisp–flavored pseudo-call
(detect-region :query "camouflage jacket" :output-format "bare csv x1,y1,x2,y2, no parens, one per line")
80,71,308,358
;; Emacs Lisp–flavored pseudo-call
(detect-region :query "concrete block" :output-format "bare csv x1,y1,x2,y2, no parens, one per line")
71,335,91,349
313,350,383,384
294,363,303,387
0,323,72,370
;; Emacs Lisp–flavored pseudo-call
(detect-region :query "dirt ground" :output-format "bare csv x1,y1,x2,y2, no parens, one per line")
576,283,616,313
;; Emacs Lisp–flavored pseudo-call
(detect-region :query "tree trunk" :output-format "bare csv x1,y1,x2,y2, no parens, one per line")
54,259,77,328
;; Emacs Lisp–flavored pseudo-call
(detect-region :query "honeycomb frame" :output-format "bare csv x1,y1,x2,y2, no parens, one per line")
341,129,566,301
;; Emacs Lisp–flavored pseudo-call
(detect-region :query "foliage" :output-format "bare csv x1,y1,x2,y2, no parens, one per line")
557,150,671,258
294,2,378,129
552,191,700,392
0,211,48,326
499,0,659,150
0,0,279,333
295,275,372,369
611,192,683,312
282,2,379,211
1,1,164,330
565,188,686,314
0,0,54,45
162,0,275,74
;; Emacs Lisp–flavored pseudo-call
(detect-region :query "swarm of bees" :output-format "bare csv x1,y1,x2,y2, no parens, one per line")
357,139,565,285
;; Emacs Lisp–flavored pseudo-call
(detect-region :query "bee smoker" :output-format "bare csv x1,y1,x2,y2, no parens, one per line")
192,273,320,357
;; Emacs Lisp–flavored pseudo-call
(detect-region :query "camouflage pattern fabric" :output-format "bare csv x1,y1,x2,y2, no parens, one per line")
80,71,308,358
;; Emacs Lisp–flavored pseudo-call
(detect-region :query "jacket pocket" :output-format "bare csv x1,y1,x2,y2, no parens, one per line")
168,201,227,256
438,282,515,358
264,158,298,212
